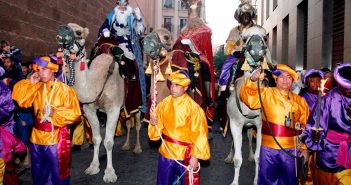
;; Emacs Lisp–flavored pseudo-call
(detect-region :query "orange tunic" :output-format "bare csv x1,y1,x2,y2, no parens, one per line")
240,78,309,150
148,94,210,161
12,79,81,145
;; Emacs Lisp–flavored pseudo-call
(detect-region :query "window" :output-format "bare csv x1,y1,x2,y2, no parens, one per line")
163,17,173,32
266,0,270,20
332,0,345,67
179,0,187,10
272,26,277,61
297,0,308,69
273,0,278,10
282,15,289,64
163,0,173,9
180,18,187,30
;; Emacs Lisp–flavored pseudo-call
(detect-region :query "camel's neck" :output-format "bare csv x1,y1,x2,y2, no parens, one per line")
70,56,98,102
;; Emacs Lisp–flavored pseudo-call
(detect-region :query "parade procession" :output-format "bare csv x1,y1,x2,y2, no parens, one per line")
0,0,351,185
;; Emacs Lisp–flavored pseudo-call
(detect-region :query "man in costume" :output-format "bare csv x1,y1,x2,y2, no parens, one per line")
172,0,215,137
218,2,256,91
149,70,210,185
240,64,310,185
96,0,147,113
301,63,351,185
298,69,324,185
299,69,324,110
12,56,81,185
0,66,26,184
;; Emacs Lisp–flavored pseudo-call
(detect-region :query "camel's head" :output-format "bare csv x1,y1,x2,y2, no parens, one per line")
57,23,89,52
143,28,173,60
241,25,271,68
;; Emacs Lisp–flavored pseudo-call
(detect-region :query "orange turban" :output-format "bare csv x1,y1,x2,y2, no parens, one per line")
272,64,298,82
167,70,191,87
32,56,59,72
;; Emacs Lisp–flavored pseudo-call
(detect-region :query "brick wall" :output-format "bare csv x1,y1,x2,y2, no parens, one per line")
0,0,116,63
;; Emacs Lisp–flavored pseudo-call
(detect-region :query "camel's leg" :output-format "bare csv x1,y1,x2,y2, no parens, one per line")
224,142,234,164
103,107,120,183
230,123,243,185
253,123,262,185
122,118,131,151
84,107,101,175
247,128,255,162
133,111,142,153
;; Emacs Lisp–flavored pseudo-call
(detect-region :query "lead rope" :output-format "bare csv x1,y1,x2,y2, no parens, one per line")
150,60,199,185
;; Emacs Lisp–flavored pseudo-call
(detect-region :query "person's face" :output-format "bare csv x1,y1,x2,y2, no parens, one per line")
3,58,14,70
170,83,188,98
22,66,29,76
37,66,55,83
339,86,351,97
119,4,126,11
2,45,10,53
307,77,321,94
276,71,294,91
241,13,252,26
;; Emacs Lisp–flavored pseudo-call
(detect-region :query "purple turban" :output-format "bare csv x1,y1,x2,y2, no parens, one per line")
303,68,324,84
334,63,351,90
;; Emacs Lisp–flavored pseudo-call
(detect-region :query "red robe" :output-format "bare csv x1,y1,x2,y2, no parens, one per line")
172,25,215,121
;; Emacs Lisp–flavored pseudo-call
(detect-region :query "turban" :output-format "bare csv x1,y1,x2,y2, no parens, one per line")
167,70,191,88
303,69,324,84
334,63,351,90
272,64,298,82
32,56,59,72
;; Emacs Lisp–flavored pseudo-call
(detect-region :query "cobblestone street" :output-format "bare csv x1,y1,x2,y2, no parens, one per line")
20,122,256,185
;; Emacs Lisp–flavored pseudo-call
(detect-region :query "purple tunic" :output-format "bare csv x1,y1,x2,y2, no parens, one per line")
300,90,318,111
301,88,351,173
0,81,23,161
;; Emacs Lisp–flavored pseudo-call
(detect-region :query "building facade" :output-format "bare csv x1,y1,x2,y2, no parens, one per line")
158,0,206,40
255,0,351,70
0,0,158,62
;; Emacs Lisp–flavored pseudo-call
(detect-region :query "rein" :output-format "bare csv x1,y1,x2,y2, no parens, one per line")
257,79,301,160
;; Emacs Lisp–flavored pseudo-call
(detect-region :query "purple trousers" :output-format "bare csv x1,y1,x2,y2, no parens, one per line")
157,155,186,185
258,146,301,185
218,55,239,86
30,143,70,185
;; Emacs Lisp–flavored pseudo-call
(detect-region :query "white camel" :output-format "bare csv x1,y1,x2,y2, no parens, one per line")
225,25,274,185
57,23,140,183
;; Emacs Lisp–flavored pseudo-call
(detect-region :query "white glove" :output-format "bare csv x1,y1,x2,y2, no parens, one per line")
102,28,111,38
134,8,142,20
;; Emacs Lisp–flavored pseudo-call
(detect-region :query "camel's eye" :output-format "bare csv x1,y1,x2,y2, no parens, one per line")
76,31,82,36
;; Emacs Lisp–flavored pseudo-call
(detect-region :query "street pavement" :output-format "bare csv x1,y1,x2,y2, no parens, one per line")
19,122,256,185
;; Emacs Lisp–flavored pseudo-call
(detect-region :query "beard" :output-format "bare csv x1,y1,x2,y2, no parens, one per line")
114,5,133,26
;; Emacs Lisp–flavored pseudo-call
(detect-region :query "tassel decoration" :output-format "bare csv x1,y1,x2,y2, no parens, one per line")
262,57,269,70
156,69,165,82
165,61,172,75
241,59,250,71
145,62,153,74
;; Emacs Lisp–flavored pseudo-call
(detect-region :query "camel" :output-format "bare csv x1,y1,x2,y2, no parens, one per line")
224,25,275,185
143,28,174,121
56,23,141,183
